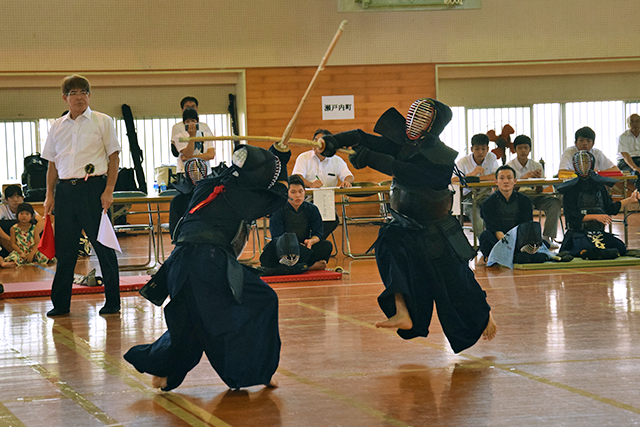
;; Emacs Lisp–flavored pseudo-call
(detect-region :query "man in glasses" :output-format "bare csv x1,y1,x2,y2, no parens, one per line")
42,74,122,317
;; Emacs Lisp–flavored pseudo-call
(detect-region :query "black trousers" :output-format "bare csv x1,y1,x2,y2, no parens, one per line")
50,177,120,311
618,158,640,186
617,157,640,172
260,239,332,269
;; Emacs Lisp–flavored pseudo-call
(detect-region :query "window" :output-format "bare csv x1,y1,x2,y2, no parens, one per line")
0,121,38,184
444,101,638,176
114,113,234,188
1,114,234,192
565,101,625,165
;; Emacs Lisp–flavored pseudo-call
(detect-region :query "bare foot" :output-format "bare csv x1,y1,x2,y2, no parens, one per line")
1,261,16,268
308,260,327,271
482,312,497,341
266,378,279,388
375,312,413,330
376,293,413,330
151,375,168,389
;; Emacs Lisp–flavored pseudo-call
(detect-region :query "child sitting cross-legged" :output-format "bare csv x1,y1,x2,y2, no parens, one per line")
4,203,50,266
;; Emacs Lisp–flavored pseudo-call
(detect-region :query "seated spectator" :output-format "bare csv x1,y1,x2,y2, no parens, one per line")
453,133,500,236
260,175,333,274
4,203,49,266
558,127,619,174
0,185,43,257
292,129,354,238
479,165,535,260
506,135,561,247
170,96,213,158
616,114,640,183
171,108,215,182
557,151,639,259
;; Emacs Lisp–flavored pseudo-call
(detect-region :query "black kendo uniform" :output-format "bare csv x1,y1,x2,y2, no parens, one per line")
125,144,290,391
479,190,534,258
557,156,626,258
326,99,491,353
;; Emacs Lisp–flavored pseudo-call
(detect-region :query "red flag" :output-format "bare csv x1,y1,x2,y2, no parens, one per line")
38,215,55,259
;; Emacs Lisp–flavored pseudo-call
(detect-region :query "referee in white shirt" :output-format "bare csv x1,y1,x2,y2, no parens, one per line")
292,129,354,238
42,75,121,317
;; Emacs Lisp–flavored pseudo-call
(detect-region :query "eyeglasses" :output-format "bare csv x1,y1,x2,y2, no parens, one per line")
66,90,89,97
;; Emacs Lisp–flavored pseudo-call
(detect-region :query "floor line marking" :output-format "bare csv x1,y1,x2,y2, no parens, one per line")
8,302,231,427
47,316,230,427
459,352,640,414
0,401,27,427
7,346,124,427
297,301,640,415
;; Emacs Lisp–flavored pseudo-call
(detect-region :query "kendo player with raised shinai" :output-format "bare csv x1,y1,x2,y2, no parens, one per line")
321,98,497,353
124,142,292,391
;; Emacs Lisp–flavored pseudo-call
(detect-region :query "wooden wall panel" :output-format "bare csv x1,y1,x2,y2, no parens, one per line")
246,63,436,185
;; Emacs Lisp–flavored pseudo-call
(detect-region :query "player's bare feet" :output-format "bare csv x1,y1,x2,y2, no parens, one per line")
375,293,413,330
482,312,497,341
266,378,279,388
309,260,327,271
151,375,168,389
375,312,413,330
1,261,16,268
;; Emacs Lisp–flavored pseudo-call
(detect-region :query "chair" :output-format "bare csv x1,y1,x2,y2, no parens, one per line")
238,220,262,264
340,182,388,259
377,180,393,219
111,191,157,271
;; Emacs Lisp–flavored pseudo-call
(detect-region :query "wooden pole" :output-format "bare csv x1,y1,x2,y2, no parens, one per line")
179,135,355,154
277,20,347,150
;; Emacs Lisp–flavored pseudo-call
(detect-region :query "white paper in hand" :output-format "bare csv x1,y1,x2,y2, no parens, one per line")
97,211,122,253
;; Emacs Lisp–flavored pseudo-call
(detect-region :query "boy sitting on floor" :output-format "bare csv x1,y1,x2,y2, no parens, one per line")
260,174,333,275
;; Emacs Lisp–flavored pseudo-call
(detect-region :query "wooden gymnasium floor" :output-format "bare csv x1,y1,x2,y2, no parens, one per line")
2,214,640,426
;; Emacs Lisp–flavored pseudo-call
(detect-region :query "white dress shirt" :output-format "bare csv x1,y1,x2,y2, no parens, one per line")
456,152,499,195
506,157,544,179
41,107,121,180
292,150,353,188
506,157,544,191
616,129,640,160
171,127,214,173
558,146,614,171
171,121,212,141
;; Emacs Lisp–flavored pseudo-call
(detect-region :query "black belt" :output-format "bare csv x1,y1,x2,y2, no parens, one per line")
59,175,106,185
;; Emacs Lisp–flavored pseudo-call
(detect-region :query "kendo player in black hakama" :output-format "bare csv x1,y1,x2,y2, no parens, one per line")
557,150,639,259
124,143,291,391
321,98,497,353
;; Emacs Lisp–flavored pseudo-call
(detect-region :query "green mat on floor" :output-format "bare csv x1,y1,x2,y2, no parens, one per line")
514,256,640,270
